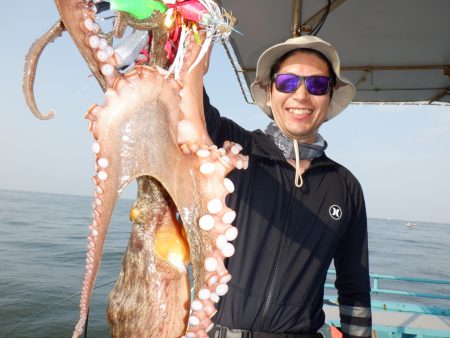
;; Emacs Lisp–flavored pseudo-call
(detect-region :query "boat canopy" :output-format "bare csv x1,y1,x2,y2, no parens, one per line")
217,0,450,106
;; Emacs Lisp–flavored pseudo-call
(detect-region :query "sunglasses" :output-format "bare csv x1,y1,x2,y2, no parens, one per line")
272,73,331,95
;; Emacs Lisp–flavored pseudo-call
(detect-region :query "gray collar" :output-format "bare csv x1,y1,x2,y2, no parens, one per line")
264,122,327,160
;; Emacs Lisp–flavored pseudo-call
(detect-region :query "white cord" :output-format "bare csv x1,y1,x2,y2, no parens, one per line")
293,140,303,188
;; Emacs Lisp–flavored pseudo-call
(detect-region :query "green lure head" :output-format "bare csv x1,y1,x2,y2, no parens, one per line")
110,0,168,20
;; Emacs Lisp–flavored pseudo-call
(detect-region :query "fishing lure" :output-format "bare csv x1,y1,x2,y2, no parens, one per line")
108,0,168,20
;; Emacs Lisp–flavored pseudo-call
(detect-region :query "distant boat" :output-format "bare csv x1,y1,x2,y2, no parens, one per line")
406,222,417,227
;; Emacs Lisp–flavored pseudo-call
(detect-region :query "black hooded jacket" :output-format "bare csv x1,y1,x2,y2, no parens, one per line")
204,92,372,337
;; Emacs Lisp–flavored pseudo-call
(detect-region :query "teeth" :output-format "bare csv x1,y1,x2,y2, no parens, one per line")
289,108,312,115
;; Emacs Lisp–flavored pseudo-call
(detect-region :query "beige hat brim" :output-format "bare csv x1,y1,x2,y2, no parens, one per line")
250,35,355,121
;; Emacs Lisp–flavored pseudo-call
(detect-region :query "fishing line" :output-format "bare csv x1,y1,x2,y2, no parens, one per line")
84,308,90,338
0,279,117,338
74,75,100,96
97,15,117,21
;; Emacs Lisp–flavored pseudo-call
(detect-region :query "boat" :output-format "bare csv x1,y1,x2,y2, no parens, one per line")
217,0,450,106
214,0,450,336
325,270,450,337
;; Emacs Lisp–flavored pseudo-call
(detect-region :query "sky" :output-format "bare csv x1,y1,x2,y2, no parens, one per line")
1,1,449,224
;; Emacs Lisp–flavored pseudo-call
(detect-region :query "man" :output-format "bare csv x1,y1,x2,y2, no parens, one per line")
203,35,372,338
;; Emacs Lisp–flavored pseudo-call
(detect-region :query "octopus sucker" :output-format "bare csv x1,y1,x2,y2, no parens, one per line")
54,0,109,90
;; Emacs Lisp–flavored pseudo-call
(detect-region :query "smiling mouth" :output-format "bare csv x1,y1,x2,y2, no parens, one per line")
288,108,313,115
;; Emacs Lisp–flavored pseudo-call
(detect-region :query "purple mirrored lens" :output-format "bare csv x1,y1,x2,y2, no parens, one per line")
305,76,330,95
274,74,301,93
274,74,330,95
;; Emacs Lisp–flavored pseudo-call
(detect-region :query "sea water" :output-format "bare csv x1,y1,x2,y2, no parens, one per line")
0,189,449,338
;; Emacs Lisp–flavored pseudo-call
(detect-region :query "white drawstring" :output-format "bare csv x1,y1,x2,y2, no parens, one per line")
268,89,304,188
293,140,303,188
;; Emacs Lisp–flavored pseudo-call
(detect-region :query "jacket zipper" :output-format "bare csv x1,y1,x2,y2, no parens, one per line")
259,188,295,330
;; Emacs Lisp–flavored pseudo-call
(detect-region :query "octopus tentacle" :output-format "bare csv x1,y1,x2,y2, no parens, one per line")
23,20,65,120
183,142,247,337
73,66,195,337
175,32,248,336
77,61,248,337
34,0,243,337
55,0,115,91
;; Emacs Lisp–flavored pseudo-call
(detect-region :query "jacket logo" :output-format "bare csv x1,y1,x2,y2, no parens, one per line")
329,205,342,220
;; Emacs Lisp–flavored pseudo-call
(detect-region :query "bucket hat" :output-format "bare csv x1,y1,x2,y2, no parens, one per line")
250,35,355,120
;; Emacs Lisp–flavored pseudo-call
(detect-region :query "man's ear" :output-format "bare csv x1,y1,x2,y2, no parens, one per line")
266,85,272,107
325,100,332,121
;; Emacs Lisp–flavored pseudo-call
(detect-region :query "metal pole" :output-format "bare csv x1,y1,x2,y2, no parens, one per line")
292,0,302,37
237,64,449,73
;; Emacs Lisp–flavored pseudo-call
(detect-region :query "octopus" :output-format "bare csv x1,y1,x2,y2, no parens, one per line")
22,1,246,337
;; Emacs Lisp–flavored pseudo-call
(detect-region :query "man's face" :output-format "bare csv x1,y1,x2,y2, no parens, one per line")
266,51,332,143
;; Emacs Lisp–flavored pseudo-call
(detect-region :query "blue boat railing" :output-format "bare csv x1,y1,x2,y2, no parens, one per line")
325,270,450,316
